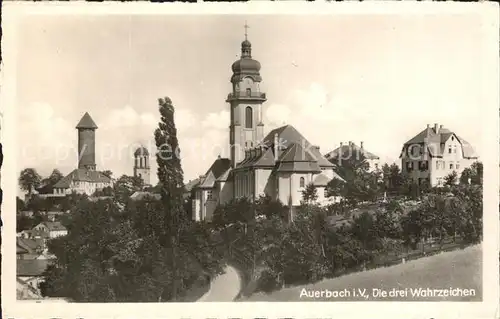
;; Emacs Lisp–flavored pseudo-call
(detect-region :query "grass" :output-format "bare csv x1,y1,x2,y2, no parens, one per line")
243,244,482,302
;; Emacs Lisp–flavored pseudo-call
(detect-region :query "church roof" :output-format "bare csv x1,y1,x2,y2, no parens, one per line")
276,144,322,173
400,124,478,159
76,112,98,129
265,125,334,167
197,157,231,189
325,142,380,161
53,169,112,189
199,172,217,189
236,125,334,170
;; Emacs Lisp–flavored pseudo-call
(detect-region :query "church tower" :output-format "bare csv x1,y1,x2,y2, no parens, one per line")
227,23,267,167
76,112,98,170
134,146,151,186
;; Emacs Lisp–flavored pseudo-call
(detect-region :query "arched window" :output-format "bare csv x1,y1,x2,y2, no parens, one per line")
299,177,305,188
245,106,253,128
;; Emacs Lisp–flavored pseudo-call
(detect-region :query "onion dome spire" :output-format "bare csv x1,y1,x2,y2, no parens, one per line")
231,21,262,82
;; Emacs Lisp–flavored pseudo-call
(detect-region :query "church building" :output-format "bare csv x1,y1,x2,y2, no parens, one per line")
191,29,344,221
52,112,112,196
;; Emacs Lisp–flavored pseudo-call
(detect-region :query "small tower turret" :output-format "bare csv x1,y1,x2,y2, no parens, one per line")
134,146,151,186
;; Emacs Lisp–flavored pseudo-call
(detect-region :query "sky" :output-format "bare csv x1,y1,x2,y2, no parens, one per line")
16,14,490,188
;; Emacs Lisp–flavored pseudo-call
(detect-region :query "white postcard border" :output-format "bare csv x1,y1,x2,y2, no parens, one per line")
1,2,499,319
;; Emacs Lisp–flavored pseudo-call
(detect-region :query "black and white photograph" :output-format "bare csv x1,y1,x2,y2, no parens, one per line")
1,2,499,319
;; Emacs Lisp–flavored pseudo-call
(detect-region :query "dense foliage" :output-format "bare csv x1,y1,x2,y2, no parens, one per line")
215,180,482,294
39,97,224,302
213,154,483,294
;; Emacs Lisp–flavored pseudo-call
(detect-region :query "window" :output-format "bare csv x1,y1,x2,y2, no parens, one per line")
406,161,413,171
207,190,213,200
419,161,428,171
448,147,452,154
246,88,251,96
456,164,460,169
250,142,253,147
245,106,253,128
299,177,305,188
374,163,379,170
324,188,328,198
449,163,453,169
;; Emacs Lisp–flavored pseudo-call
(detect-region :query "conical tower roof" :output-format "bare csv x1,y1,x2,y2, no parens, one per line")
76,112,98,129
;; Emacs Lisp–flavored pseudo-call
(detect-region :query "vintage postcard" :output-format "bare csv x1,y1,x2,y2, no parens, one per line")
1,2,499,319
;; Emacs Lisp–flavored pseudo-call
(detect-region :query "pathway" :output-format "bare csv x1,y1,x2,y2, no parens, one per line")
197,265,242,302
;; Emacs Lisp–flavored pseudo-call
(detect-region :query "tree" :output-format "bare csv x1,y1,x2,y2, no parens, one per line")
301,183,318,204
102,170,113,179
114,175,144,203
154,96,187,300
444,171,458,186
42,169,64,187
19,168,42,195
254,195,288,221
329,150,381,205
460,162,483,185
17,214,35,232
17,196,25,212
470,162,483,185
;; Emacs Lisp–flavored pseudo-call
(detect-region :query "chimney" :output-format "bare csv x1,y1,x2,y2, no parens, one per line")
274,133,279,161
360,141,364,149
427,124,430,129
349,141,352,146
434,123,439,134
340,142,343,148
440,125,443,130
313,145,320,152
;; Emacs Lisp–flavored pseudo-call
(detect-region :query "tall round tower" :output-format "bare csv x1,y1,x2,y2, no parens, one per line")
76,112,98,171
134,146,151,186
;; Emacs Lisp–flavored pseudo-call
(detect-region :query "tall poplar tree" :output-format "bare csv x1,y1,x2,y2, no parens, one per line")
154,97,186,301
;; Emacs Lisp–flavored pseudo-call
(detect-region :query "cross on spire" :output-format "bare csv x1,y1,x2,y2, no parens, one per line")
244,21,250,40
